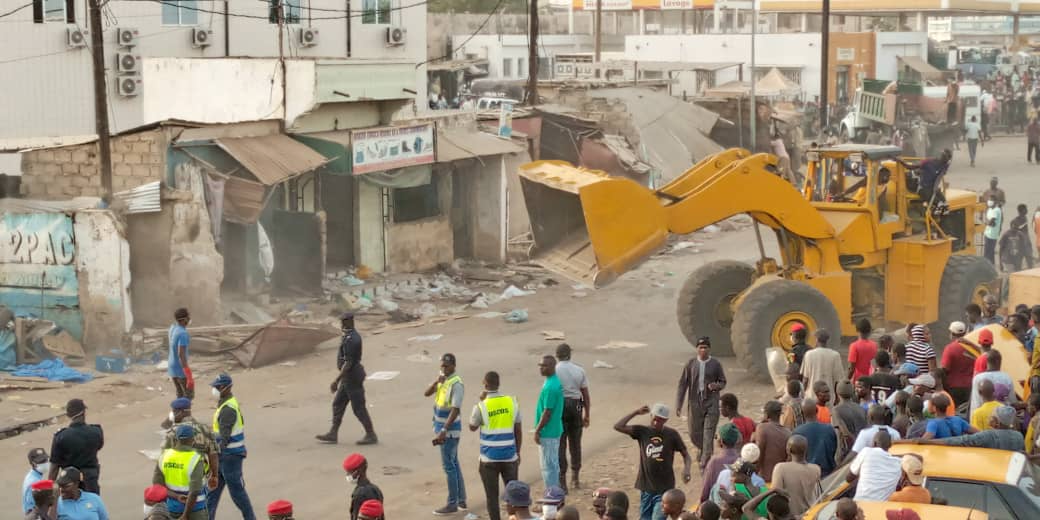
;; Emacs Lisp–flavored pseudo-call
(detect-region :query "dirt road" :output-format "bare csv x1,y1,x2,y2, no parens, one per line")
1,136,1035,518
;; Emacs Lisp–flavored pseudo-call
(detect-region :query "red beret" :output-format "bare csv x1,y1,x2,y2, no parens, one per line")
31,480,54,491
343,453,365,472
267,499,293,515
790,323,805,332
143,484,167,502
359,499,383,518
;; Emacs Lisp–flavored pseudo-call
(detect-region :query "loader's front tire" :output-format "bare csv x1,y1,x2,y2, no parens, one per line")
935,255,998,333
676,261,756,357
731,280,842,384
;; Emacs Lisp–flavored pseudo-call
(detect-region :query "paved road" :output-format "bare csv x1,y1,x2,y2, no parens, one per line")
1,134,1035,519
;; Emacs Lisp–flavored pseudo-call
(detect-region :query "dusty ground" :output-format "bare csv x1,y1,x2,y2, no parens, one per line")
1,135,1036,519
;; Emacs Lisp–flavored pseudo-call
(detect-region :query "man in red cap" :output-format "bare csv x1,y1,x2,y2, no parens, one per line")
344,453,383,520
788,324,810,367
267,500,294,520
25,479,56,520
143,484,168,518
358,499,384,520
973,328,995,376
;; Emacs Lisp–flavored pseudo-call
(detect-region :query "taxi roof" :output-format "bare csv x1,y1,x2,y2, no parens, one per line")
889,444,1022,484
853,501,987,520
813,144,904,160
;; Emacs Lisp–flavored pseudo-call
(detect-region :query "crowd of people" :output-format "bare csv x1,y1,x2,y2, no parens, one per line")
15,282,1040,520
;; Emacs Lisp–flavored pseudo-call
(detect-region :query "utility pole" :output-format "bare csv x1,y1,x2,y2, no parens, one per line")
749,3,756,152
87,0,113,198
819,0,830,132
527,0,539,105
594,0,602,70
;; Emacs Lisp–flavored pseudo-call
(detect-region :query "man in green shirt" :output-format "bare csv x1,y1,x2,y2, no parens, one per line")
536,355,564,488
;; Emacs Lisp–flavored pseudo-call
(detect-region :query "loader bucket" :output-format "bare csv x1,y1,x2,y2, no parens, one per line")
518,161,668,287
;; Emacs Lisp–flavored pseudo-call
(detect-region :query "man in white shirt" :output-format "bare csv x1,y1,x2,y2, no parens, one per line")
965,116,982,167
801,330,845,406
848,430,902,501
554,343,590,492
985,195,1003,265
849,405,902,456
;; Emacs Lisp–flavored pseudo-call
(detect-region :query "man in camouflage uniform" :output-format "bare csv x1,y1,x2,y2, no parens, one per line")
161,397,219,490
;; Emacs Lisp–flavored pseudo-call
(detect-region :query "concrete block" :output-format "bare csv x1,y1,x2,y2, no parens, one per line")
36,150,55,162
131,164,151,177
71,150,89,163
132,142,151,154
114,163,132,177
71,176,90,187
46,183,64,196
61,162,79,174
88,175,101,187
150,142,162,154
148,165,162,177
53,150,71,162
79,164,98,177
80,186,100,196
114,140,134,154
124,153,142,165
110,152,124,163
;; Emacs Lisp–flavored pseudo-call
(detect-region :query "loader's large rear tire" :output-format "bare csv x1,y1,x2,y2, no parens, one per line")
676,261,756,357
934,255,998,332
731,280,842,384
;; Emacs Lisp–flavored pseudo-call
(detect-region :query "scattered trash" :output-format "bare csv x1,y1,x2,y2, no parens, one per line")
342,275,365,286
155,360,169,371
541,330,566,341
469,295,491,309
703,224,721,233
593,360,615,369
504,309,529,323
572,292,588,298
571,283,590,291
417,303,439,319
500,285,535,300
366,371,400,381
229,322,339,369
595,341,648,350
408,334,444,343
465,513,480,520
278,361,298,367
474,312,505,319
652,282,666,288
95,350,130,374
377,299,400,312
115,403,128,409
670,241,700,252
139,449,161,461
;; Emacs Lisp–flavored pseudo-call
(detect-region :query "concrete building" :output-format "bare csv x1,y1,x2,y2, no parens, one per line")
0,0,427,149
625,31,928,99
450,34,626,79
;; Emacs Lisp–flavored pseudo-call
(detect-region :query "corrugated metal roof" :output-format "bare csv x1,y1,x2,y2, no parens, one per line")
113,181,161,214
437,128,526,163
216,134,329,185
175,121,282,143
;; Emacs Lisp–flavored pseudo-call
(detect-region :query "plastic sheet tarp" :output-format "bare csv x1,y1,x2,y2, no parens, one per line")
12,359,93,383
0,330,15,371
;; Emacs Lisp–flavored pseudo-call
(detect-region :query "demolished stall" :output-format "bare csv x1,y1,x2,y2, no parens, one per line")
0,199,132,353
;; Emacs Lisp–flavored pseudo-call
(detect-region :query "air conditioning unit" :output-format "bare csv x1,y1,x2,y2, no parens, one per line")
386,26,406,46
116,27,138,47
116,52,140,74
192,28,212,48
67,27,87,48
117,77,141,97
298,27,319,47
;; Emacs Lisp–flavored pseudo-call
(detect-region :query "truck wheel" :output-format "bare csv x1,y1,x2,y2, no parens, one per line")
934,255,998,332
676,260,755,357
731,280,842,384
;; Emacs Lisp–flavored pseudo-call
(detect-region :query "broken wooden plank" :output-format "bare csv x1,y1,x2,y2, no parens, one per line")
229,323,337,369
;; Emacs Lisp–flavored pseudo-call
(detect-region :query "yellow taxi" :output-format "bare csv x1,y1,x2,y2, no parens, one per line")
809,501,986,519
803,445,1040,519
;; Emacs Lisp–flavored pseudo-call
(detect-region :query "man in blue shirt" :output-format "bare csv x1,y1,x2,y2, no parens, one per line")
792,401,837,476
168,308,193,399
56,467,108,520
921,394,976,440
22,448,49,514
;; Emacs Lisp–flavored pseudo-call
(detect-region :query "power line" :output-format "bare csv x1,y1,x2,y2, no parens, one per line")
417,0,506,68
0,26,184,65
0,2,32,19
119,0,431,21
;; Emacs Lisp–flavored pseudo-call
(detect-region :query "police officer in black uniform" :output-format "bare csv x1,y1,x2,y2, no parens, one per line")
48,399,104,494
317,312,378,445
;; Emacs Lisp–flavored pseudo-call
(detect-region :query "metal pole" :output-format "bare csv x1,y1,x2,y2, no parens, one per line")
528,0,539,104
820,0,830,132
750,2,757,152
87,0,112,198
594,0,602,77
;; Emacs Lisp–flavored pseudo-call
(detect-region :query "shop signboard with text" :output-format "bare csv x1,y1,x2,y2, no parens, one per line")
351,123,436,175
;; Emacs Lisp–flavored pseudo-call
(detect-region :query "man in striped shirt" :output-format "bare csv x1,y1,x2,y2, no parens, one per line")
905,325,937,374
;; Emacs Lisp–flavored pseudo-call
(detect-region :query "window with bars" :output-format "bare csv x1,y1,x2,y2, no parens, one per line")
269,0,302,24
361,0,390,25
33,0,74,23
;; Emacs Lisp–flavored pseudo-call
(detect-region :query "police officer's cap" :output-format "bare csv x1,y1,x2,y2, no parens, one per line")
27,448,48,464
175,424,195,439
210,373,233,388
170,397,192,411
441,353,457,365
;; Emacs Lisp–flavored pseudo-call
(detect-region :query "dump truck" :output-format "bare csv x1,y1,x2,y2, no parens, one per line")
519,145,998,382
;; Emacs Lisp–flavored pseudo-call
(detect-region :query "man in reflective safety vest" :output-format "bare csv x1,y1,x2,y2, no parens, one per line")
469,371,522,520
425,353,467,516
154,424,208,520
208,373,256,520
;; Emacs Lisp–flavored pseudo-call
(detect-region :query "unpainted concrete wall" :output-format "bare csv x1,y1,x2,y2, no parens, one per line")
19,129,167,199
74,211,133,349
386,216,454,272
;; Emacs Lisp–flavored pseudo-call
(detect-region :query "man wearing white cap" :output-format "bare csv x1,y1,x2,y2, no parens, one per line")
614,404,692,520
940,321,977,407
888,455,931,504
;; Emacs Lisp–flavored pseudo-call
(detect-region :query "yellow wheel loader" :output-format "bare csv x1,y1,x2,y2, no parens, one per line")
519,145,997,382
